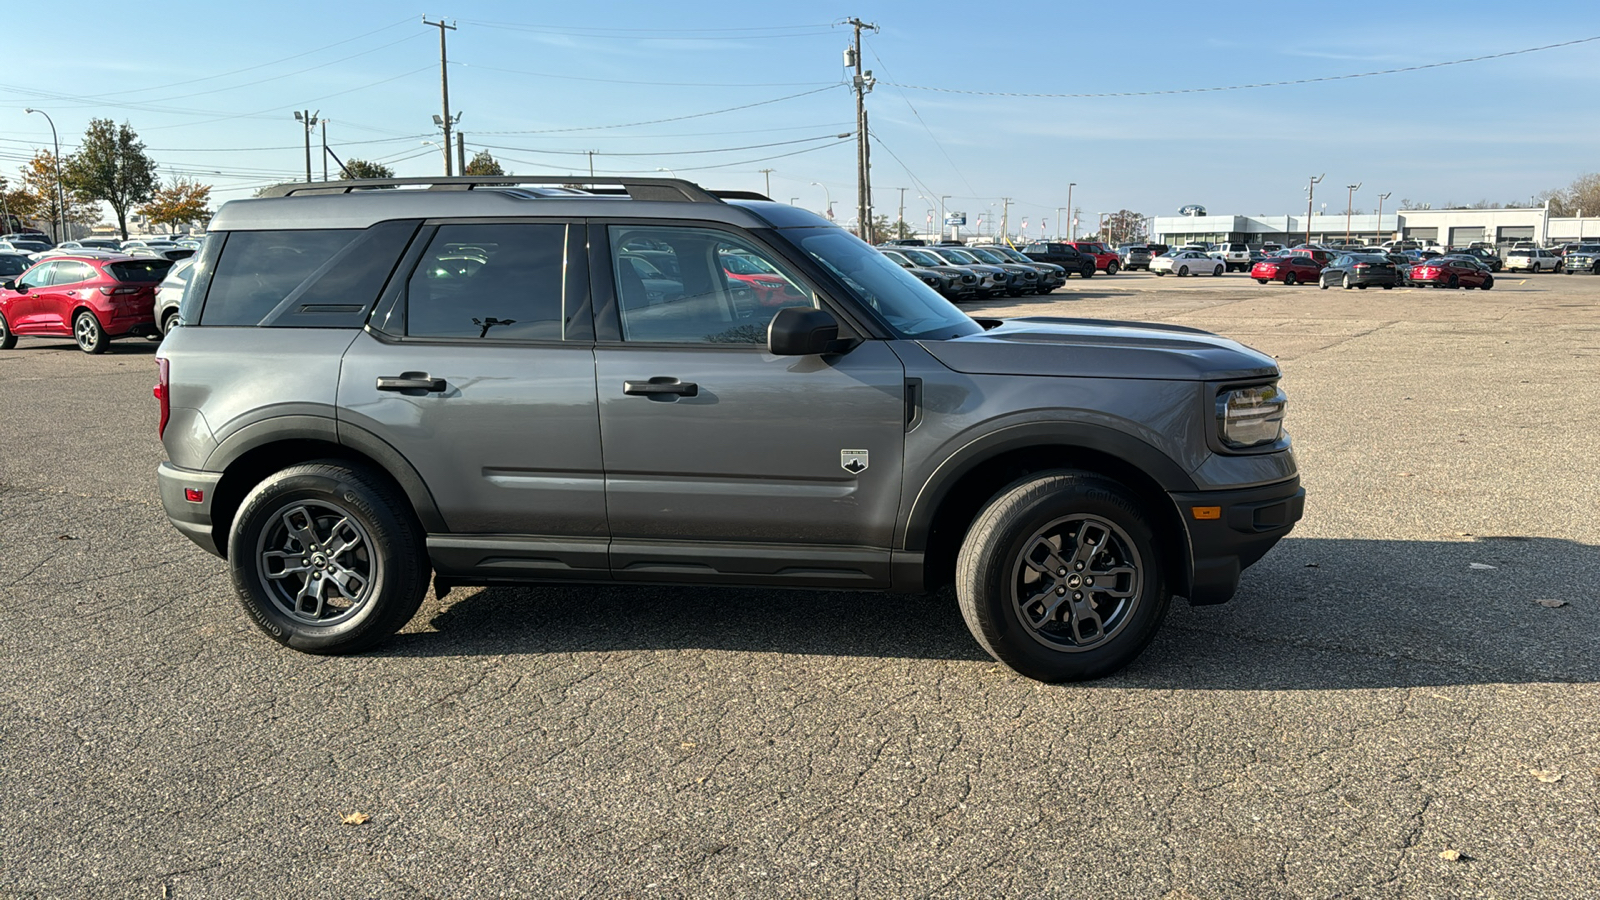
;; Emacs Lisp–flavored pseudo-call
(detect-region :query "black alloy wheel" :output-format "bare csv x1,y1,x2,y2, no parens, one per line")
956,471,1170,682
0,311,15,350
1284,273,1297,286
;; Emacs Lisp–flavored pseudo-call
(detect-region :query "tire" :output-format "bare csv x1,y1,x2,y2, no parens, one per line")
73,310,108,354
160,309,179,337
1154,270,1165,276
1255,278,1269,285
1381,283,1393,290
1106,263,1119,276
1480,276,1493,290
1178,266,1189,277
1448,275,1460,289
0,311,15,350
1284,273,1297,286
1319,276,1329,290
1213,265,1223,277
227,461,430,654
1081,266,1095,279
1343,274,1354,290
955,471,1171,683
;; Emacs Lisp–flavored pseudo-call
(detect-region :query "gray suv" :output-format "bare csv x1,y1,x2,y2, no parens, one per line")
155,176,1303,682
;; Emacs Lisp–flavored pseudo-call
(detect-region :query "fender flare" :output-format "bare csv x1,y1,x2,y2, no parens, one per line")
899,421,1196,552
205,414,446,533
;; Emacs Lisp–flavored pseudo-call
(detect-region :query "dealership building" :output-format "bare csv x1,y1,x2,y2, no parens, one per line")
1151,206,1600,249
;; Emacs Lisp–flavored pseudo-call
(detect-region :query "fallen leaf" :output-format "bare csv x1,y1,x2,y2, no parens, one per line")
1469,563,1497,570
56,534,77,541
1304,563,1320,568
1456,532,1474,537
1397,472,1415,477
680,742,697,750
1439,849,1461,861
1529,769,1563,784
341,812,370,825
1534,599,1569,608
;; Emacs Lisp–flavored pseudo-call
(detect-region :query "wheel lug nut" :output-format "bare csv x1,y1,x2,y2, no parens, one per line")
1056,587,1066,596
1075,563,1084,571
1058,567,1067,575
1085,578,1094,586
1073,592,1083,601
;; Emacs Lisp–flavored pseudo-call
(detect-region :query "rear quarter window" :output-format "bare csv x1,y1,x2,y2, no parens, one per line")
197,221,418,327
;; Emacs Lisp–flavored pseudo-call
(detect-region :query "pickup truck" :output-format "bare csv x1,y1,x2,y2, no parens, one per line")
1020,242,1097,278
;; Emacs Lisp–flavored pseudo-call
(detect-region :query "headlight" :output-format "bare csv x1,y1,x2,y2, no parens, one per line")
1216,383,1287,449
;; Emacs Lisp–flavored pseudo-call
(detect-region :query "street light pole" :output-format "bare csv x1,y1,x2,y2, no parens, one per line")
1377,192,1391,242
23,108,66,243
1345,182,1361,244
940,195,950,240
1066,183,1076,241
811,182,833,220
1305,173,1324,247
1056,206,1065,240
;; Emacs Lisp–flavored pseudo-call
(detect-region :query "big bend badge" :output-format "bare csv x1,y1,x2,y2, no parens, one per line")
841,449,869,475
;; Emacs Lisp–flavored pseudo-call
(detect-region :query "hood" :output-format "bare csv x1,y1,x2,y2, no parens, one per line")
919,317,1278,382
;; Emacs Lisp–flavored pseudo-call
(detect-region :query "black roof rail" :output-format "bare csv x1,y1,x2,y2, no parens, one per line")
255,175,738,203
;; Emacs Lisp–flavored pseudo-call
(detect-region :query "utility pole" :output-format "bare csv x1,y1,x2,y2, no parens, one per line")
758,168,774,197
294,110,319,183
1376,191,1391,241
320,119,329,181
1305,173,1324,247
586,150,596,178
897,187,906,236
845,17,878,243
457,133,466,174
423,17,458,176
1345,182,1361,244
1066,183,1076,241
1000,197,1012,243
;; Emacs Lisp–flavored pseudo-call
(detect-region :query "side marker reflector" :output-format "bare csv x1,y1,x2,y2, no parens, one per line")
184,489,205,503
1191,506,1222,520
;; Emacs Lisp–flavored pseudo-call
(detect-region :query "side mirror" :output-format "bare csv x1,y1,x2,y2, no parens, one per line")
1,280,13,291
768,306,840,356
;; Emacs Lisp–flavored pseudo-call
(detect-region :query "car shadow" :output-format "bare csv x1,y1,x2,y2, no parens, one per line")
375,536,1599,690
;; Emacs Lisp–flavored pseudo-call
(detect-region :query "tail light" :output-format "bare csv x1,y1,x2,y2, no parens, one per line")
154,357,170,438
99,285,140,296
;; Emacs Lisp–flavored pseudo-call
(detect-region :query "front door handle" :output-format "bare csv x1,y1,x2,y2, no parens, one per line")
376,373,447,393
623,377,698,398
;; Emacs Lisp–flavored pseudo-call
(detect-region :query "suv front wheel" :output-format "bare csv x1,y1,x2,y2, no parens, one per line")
956,471,1171,682
228,461,429,654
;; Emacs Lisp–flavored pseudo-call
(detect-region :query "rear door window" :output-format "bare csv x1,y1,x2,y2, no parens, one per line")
402,222,569,341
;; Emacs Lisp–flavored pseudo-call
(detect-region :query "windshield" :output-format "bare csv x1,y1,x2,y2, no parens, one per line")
792,228,981,341
903,248,947,268
965,247,1005,264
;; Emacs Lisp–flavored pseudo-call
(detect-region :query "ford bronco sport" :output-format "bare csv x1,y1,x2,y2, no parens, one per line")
155,176,1303,682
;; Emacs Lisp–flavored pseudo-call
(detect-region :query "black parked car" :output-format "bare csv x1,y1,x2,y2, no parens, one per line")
1452,247,1502,271
1318,253,1402,290
1020,241,1096,278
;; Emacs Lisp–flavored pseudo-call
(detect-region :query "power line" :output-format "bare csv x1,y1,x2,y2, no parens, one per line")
450,60,835,89
471,84,844,135
471,132,851,158
881,35,1600,98
459,19,837,39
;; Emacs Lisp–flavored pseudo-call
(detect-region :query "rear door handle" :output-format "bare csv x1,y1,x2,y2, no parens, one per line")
376,373,447,393
623,377,698,397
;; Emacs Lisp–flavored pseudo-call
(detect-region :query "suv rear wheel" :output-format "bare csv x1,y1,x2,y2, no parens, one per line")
228,461,429,654
956,471,1171,682
74,310,108,354
0,311,15,350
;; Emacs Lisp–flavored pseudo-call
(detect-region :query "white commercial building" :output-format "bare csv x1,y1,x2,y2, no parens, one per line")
1152,206,1600,249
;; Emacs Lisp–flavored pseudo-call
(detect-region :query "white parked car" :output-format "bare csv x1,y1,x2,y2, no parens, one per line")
1209,241,1253,272
1504,247,1561,273
1152,249,1225,277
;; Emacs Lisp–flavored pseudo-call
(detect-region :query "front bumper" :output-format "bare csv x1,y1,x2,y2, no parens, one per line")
158,462,225,557
1171,476,1305,605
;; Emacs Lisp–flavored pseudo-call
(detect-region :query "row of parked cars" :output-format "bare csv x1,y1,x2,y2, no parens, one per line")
1248,246,1508,290
0,231,201,354
876,239,1071,301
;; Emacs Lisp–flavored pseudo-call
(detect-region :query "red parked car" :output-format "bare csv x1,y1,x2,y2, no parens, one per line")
1408,256,1494,290
1068,241,1122,275
719,251,805,306
1250,254,1325,285
0,254,173,353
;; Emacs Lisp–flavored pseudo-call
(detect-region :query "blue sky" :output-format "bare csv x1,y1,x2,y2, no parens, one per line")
4,1,1597,232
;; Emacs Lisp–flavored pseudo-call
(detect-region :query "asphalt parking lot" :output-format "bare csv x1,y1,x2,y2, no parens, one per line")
2,271,1597,898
